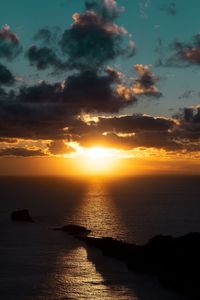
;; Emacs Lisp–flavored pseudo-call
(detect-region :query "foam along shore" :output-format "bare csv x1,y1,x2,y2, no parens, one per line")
75,232,200,298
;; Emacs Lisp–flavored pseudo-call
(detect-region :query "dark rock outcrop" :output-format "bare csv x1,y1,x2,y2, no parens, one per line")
78,233,200,299
11,209,34,223
53,224,91,235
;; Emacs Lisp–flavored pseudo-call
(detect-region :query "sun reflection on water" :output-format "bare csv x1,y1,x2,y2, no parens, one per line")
55,180,139,299
57,243,138,300
68,179,129,239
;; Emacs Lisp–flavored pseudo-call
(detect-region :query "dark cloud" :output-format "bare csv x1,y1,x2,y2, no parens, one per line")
60,11,123,70
0,87,6,95
0,63,162,143
131,131,180,150
76,128,181,151
49,116,198,151
67,110,200,153
178,90,194,100
1,94,200,155
116,64,162,100
65,113,174,140
0,68,136,141
27,1,134,73
0,25,22,60
62,70,135,113
2,1,193,157
160,2,177,16
176,106,200,123
15,68,134,115
172,106,200,145
167,33,200,67
0,82,68,140
26,0,135,78
26,45,66,71
17,81,64,103
133,64,162,98
60,1,134,71
97,114,174,133
0,63,15,86
66,113,180,152
27,27,65,71
0,147,45,157
33,27,61,44
85,0,124,21
47,140,74,155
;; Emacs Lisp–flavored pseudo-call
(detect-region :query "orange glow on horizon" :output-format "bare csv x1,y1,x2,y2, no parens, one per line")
1,143,200,176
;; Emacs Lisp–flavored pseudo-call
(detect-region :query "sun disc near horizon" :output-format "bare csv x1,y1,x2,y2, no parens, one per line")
74,146,121,175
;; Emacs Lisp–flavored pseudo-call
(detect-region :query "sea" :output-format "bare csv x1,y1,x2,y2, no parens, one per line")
0,175,199,300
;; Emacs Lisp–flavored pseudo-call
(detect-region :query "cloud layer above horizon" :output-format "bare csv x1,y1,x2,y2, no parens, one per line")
0,0,200,159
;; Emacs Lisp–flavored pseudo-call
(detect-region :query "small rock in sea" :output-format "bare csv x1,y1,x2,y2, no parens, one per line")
11,209,34,223
53,224,91,235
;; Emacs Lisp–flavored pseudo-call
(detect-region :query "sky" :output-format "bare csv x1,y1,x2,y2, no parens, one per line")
0,0,200,176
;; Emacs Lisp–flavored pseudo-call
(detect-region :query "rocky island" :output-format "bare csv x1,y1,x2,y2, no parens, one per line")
11,209,34,223
53,224,91,235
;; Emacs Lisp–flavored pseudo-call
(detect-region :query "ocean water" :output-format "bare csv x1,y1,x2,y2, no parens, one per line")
0,175,199,300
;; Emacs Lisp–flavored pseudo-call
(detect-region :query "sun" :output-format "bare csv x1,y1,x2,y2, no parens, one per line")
74,146,121,175
86,147,116,159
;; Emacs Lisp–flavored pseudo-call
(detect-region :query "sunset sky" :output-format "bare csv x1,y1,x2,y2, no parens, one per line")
0,0,200,176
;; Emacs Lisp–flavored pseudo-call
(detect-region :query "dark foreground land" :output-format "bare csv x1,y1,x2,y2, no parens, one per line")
11,209,200,299
77,232,200,299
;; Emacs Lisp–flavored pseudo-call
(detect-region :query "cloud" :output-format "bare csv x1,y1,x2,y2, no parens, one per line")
0,147,45,157
64,110,200,153
60,10,133,71
26,45,67,71
66,113,174,135
0,63,15,86
175,106,200,124
117,64,162,100
26,27,64,71
1,1,189,157
0,82,68,140
47,140,74,155
0,69,136,141
178,90,194,99
85,0,124,21
33,27,61,44
169,106,200,152
60,112,180,152
26,1,134,73
0,25,22,60
160,2,177,16
76,129,181,151
62,70,135,113
1,99,200,156
167,33,200,67
24,0,137,119
133,64,162,97
0,138,18,143
99,114,174,131
72,113,180,151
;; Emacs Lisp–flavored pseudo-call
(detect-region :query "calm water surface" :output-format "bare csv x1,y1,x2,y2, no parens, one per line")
0,176,199,299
